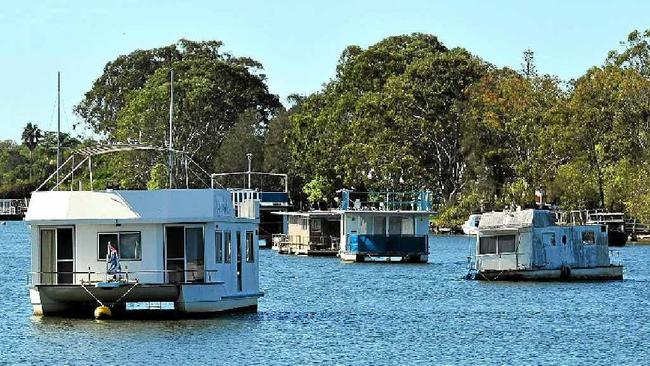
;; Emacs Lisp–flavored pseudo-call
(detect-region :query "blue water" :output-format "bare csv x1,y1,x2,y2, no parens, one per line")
1,221,649,365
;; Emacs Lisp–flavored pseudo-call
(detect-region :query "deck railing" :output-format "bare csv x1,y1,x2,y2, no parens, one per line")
29,269,221,286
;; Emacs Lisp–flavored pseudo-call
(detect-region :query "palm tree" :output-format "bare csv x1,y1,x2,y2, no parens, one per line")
21,123,43,180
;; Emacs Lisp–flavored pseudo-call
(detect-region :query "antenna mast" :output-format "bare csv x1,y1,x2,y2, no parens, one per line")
56,71,61,190
168,69,174,188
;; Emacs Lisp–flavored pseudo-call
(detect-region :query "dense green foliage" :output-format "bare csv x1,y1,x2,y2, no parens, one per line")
3,32,650,226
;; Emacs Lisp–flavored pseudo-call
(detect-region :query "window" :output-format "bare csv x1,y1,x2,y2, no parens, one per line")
215,231,223,263
479,235,516,254
98,232,141,260
479,236,497,254
246,231,255,262
542,233,556,247
311,219,322,232
401,217,414,235
373,216,386,235
389,217,402,235
498,235,516,253
224,231,232,263
582,231,595,245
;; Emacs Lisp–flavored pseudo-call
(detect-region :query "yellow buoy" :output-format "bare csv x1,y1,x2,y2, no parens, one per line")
94,306,112,320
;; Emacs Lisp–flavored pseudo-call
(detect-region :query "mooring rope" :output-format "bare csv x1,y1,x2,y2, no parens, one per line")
110,282,139,308
80,281,139,308
80,282,105,307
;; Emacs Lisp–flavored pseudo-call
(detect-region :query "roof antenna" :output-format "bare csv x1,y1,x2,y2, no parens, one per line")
56,71,61,190
168,69,174,189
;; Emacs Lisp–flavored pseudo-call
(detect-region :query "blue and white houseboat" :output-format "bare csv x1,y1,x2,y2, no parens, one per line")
26,145,263,317
273,190,433,262
469,209,624,280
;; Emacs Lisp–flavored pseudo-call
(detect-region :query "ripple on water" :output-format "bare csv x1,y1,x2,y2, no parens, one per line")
0,224,649,365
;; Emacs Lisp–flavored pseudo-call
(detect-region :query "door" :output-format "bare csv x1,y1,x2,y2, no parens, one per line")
165,225,205,283
56,228,74,284
165,226,185,283
40,229,55,284
185,227,204,282
236,231,242,291
40,227,74,284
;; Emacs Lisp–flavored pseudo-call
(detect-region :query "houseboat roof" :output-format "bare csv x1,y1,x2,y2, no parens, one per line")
272,211,340,218
479,209,556,230
25,189,238,225
273,209,434,218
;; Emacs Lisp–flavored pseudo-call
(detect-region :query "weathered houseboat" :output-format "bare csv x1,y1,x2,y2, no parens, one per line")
469,209,623,280
26,145,263,317
272,211,340,256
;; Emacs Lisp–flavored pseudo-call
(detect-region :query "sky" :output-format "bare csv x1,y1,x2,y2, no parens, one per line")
0,0,648,142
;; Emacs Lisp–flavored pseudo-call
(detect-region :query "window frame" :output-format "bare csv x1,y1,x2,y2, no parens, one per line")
97,231,142,261
246,231,255,263
224,231,232,263
582,231,596,245
478,234,517,255
215,230,223,263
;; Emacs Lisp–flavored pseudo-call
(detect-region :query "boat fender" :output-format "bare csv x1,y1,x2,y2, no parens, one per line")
94,305,112,320
560,265,571,279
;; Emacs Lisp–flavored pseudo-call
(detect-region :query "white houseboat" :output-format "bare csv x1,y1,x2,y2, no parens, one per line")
469,209,623,280
26,145,263,317
461,214,481,236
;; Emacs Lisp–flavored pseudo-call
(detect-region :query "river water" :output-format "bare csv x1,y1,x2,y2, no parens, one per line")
0,220,648,365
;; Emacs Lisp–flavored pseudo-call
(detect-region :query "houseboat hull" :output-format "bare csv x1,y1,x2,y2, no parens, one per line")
476,265,623,281
29,283,263,317
340,252,428,263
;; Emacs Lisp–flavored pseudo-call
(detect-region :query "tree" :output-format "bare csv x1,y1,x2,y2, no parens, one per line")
462,67,567,209
606,29,650,77
288,33,486,203
521,49,537,78
565,65,650,209
76,39,281,188
21,123,42,180
213,110,265,175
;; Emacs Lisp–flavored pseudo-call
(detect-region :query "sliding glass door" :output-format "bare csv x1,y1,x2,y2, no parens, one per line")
165,225,204,283
39,227,74,284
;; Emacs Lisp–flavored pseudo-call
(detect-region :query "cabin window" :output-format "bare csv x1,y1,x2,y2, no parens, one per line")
359,216,370,234
401,217,414,235
479,235,516,254
498,235,516,253
311,219,322,232
224,231,232,263
97,232,141,261
582,231,595,245
374,216,386,235
479,237,497,254
215,231,223,263
246,231,255,262
389,217,402,235
542,233,556,246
